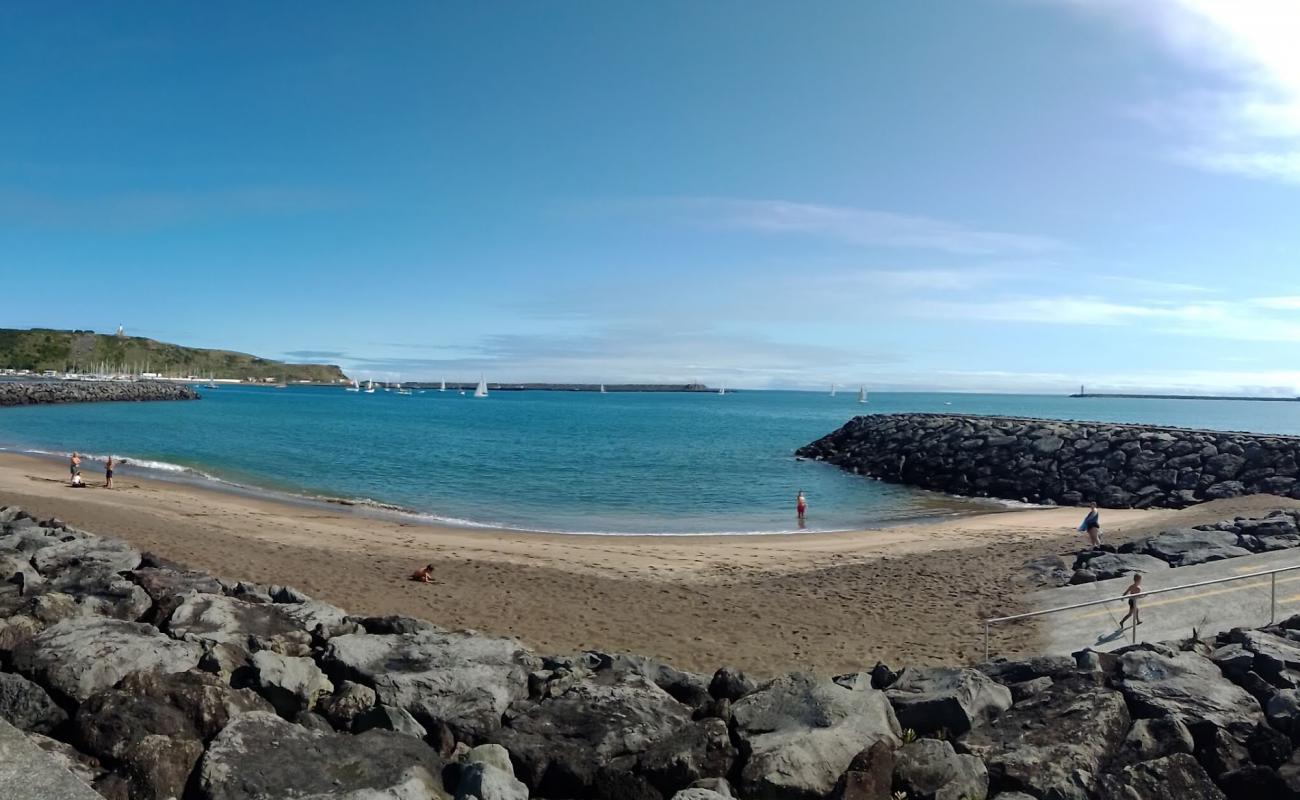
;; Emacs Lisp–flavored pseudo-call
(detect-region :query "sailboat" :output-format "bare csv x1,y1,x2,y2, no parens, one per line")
474,376,489,398
599,384,607,394
345,378,360,393
718,384,726,396
364,380,376,394
829,383,837,397
857,386,868,404
395,373,412,395
439,379,446,393
206,373,218,390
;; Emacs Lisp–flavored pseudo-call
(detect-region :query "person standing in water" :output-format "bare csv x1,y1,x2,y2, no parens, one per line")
796,490,807,522
105,456,115,489
1080,502,1102,547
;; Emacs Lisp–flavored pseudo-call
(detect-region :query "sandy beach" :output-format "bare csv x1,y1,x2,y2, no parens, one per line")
2,450,1295,677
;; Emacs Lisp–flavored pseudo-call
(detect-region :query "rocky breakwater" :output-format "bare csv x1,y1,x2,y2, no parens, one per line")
0,381,199,408
7,503,1299,800
797,413,1300,509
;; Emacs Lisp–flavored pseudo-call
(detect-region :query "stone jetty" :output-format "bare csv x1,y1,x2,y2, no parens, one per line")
797,413,1300,509
0,381,199,408
5,505,1300,798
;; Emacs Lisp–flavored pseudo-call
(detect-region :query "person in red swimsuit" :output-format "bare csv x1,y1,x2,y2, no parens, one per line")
796,490,807,521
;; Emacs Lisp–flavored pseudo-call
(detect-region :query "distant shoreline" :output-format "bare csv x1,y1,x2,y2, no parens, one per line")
1071,392,1300,402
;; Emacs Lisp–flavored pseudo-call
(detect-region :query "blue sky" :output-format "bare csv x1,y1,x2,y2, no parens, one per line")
4,1,1300,393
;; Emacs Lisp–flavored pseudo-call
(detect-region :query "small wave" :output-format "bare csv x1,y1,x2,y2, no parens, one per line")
3,446,225,483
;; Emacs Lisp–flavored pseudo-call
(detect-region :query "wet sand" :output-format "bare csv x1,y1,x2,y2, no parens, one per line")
2,451,1294,677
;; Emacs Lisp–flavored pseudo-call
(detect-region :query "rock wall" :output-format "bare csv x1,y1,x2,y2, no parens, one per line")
7,502,1299,800
797,413,1300,509
0,381,199,407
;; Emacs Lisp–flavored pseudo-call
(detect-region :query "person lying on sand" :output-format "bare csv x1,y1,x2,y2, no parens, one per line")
410,564,435,583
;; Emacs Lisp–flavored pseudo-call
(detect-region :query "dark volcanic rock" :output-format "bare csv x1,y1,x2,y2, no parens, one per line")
884,666,1012,737
1117,650,1263,734
324,628,537,740
1130,528,1252,567
732,672,900,800
892,738,988,800
12,616,202,701
795,413,1300,508
0,380,199,407
963,675,1130,800
1095,754,1226,800
488,670,697,798
198,710,448,800
0,671,67,733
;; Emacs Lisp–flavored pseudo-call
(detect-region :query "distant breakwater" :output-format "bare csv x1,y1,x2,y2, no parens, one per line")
797,413,1300,509
0,380,199,408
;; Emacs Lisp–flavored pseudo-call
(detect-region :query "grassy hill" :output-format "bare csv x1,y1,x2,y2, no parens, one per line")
0,328,348,383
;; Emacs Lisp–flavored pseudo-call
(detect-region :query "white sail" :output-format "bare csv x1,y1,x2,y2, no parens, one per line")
858,386,867,404
718,384,726,395
439,379,446,392
599,384,606,394
829,383,836,397
474,376,489,398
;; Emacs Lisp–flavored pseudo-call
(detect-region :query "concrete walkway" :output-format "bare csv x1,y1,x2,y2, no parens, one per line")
1008,547,1300,657
0,719,101,800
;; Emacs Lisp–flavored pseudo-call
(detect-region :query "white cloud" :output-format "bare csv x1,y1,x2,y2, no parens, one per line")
919,293,1300,341
1061,0,1300,182
652,198,1060,255
1252,296,1300,310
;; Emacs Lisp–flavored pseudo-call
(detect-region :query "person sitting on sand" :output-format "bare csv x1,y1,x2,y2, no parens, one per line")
410,564,435,583
1079,502,1101,547
1118,573,1143,628
69,452,81,486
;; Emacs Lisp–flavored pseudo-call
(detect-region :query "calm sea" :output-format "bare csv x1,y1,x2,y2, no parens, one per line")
3,386,1300,534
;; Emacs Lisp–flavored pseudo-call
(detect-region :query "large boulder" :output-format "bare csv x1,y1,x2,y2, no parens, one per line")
892,738,988,800
1074,552,1170,581
607,653,712,708
30,536,141,577
324,629,538,740
488,670,698,798
249,650,333,718
126,566,224,626
114,670,272,741
12,617,202,702
76,686,206,800
1229,630,1300,682
318,680,378,730
1130,528,1251,567
0,672,67,733
885,667,1011,737
830,741,893,800
976,656,1076,687
1117,651,1264,740
167,594,308,650
963,676,1130,800
1094,754,1226,800
198,711,449,799
1116,716,1195,765
732,672,901,800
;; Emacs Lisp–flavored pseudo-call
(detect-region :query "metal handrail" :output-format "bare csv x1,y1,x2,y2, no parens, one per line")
982,561,1300,660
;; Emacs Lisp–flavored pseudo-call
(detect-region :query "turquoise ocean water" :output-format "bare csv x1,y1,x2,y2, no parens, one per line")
4,386,1300,534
